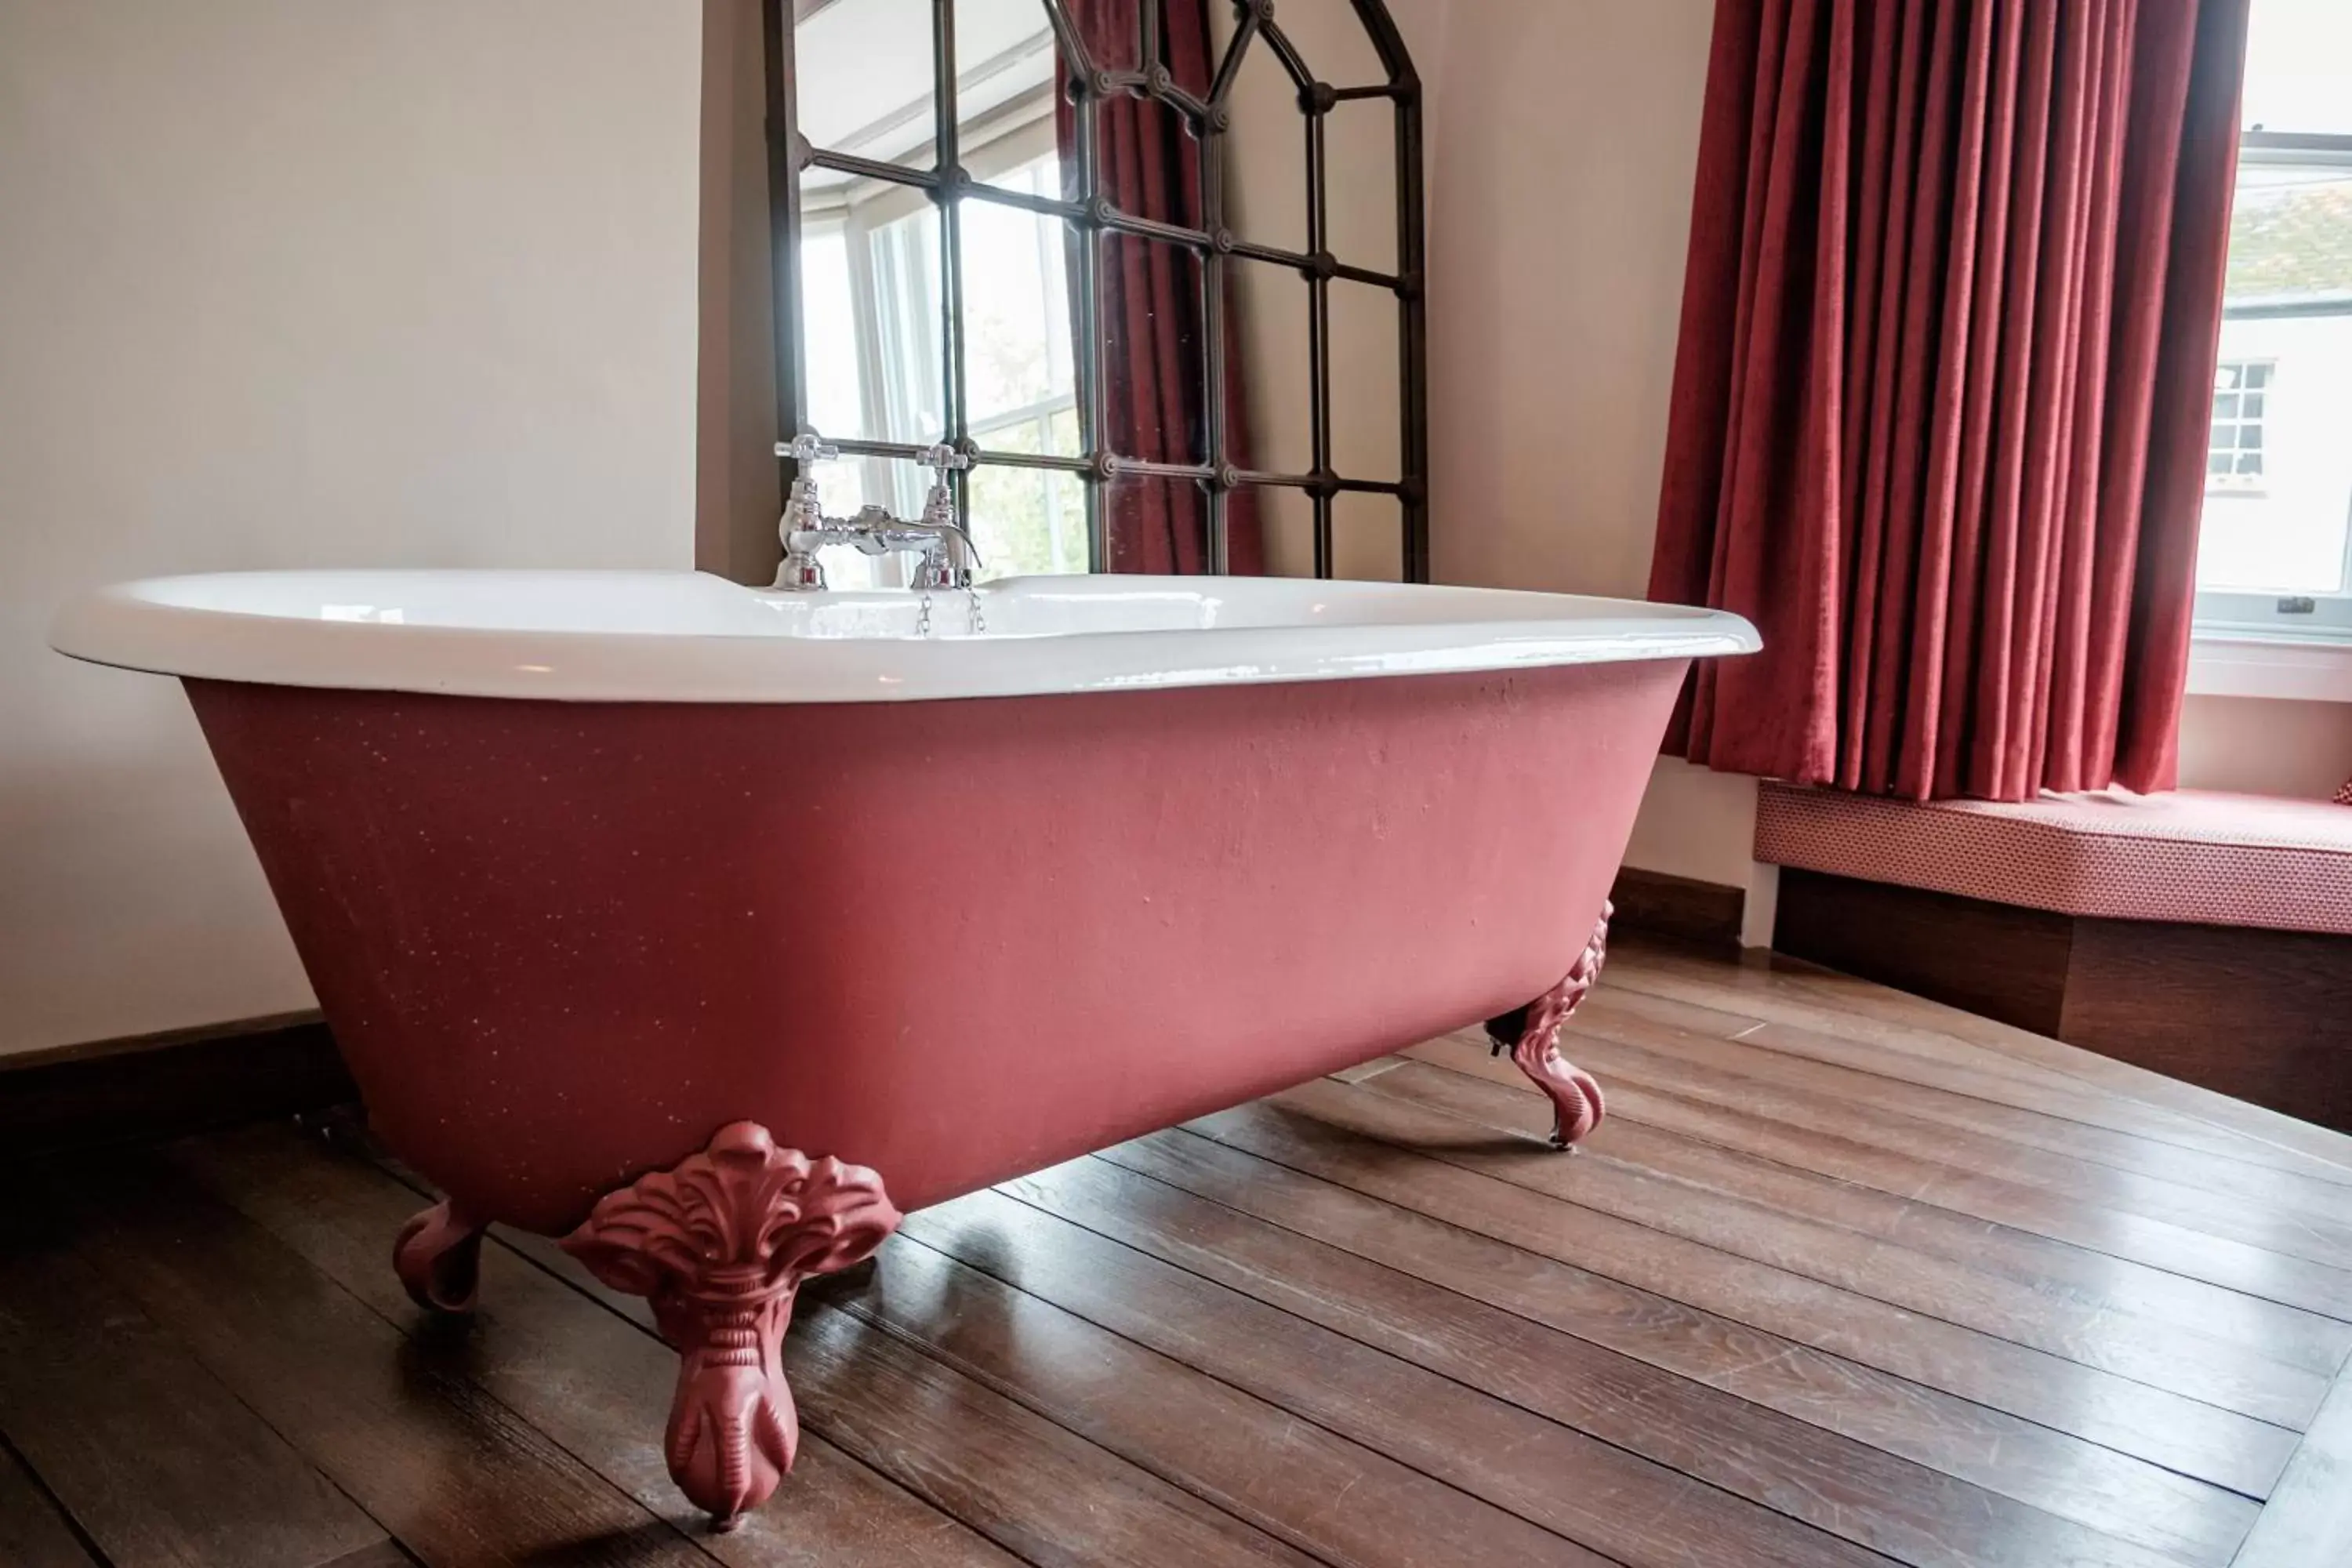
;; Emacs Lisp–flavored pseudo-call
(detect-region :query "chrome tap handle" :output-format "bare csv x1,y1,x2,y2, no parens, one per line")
778,434,841,465
774,434,842,590
910,445,979,588
777,434,841,535
916,445,967,522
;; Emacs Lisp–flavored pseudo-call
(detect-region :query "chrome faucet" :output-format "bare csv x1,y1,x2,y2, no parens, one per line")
772,436,984,592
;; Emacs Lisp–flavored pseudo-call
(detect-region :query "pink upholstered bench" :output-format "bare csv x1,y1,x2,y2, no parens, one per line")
1755,785,2352,936
1753,782,2352,1130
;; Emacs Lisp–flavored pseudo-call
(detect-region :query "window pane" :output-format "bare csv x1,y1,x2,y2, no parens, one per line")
1228,253,1312,475
1330,278,1402,484
797,0,938,173
2242,0,2352,136
801,227,863,441
869,206,948,442
798,167,947,454
1220,25,1309,258
1102,470,1210,572
960,165,1079,453
953,0,1064,198
967,448,1087,579
1098,232,1209,466
1332,492,1405,583
1272,0,1392,92
1328,100,1399,275
1236,484,1316,577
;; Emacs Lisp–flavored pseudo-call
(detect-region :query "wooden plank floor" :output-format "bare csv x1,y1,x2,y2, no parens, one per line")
4,939,2349,1567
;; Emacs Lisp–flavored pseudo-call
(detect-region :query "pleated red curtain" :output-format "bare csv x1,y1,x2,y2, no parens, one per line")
1056,0,1264,574
1650,0,2249,800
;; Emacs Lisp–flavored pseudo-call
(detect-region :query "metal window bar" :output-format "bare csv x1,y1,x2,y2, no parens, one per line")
765,0,1428,582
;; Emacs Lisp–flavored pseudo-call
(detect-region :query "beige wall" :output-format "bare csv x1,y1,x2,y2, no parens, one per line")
1412,1,1769,890
2178,695,2352,797
0,0,703,1056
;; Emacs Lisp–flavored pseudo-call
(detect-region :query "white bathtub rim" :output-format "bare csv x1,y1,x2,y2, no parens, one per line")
53,569,1761,704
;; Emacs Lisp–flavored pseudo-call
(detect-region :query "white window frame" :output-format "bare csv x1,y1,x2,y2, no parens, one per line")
2193,131,2352,645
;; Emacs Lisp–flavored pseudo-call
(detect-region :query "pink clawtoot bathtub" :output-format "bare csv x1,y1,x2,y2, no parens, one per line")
54,568,1755,1526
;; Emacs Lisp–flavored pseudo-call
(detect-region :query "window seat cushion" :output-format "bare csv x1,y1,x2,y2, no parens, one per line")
1754,784,2352,936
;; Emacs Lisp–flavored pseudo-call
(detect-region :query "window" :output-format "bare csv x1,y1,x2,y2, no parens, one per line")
2205,360,2272,493
2194,0,2352,636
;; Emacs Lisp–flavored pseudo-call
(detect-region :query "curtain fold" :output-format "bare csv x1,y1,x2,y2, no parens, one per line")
1650,0,2249,800
1057,1,1263,574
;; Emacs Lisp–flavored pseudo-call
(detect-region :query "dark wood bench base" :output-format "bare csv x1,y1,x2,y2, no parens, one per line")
1775,868,2352,1134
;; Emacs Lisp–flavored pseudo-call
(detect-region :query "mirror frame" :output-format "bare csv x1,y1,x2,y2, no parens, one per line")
763,0,1428,579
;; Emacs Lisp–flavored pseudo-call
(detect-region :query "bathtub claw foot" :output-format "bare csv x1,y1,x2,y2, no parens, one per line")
393,1200,487,1313
1486,901,1612,1149
560,1123,901,1528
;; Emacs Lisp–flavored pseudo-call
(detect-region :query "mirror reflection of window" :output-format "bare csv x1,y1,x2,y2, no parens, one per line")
798,151,1083,581
782,0,1421,583
963,154,1086,575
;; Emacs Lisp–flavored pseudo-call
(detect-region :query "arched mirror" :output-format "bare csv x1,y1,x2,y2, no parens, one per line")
764,0,1425,584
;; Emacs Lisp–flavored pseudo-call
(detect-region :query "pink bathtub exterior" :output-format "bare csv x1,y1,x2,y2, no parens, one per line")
186,659,1682,1235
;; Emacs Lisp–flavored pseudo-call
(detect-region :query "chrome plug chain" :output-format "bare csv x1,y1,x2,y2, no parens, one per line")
914,586,982,637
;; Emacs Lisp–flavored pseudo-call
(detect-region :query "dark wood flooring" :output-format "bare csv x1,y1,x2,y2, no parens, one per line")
3,940,2349,1567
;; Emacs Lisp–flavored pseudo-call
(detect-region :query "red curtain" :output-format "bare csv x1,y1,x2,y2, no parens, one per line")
1650,0,2249,800
1057,0,1263,574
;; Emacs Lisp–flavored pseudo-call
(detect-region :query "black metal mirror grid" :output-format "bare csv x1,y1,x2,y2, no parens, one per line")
762,0,1427,579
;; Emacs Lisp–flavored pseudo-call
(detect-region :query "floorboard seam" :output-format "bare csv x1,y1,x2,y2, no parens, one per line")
25,1157,437,1568
1605,960,2352,1181
0,1426,118,1568
135,1145,743,1568
464,1185,1278,1568
976,1170,1902,1566
337,1145,1045,1568
1419,1046,2352,1323
840,1230,1618,1568
1174,1107,2286,1509
1554,1016,2352,1243
1022,1152,2105,1568
1381,1052,2352,1379
1360,1062,2327,1435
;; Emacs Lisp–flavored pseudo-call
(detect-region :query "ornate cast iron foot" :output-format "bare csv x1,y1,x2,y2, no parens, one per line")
560,1123,901,1531
1485,901,1612,1150
393,1200,487,1313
